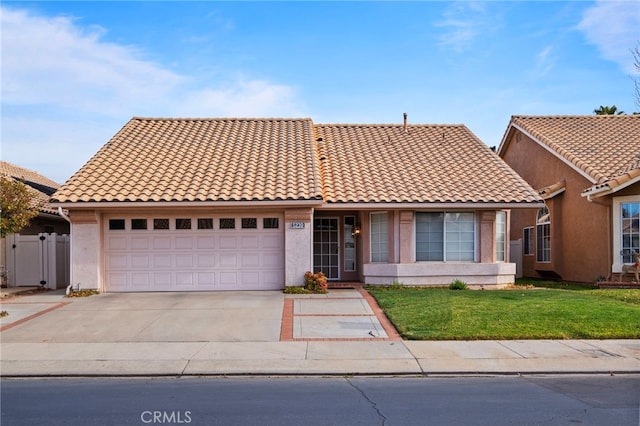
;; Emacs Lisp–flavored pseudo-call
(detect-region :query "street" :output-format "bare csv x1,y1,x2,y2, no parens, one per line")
1,375,638,425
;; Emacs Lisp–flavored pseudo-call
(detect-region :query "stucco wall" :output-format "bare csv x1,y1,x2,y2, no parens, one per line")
501,131,611,282
68,211,101,290
284,208,313,286
363,262,515,287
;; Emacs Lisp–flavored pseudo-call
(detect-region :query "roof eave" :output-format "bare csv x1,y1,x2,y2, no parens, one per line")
49,199,325,209
318,201,545,210
582,174,640,200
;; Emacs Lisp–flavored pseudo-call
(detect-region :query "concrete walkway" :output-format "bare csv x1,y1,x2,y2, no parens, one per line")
1,288,639,377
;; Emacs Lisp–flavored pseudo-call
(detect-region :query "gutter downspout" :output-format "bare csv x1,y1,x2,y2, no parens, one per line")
58,207,71,223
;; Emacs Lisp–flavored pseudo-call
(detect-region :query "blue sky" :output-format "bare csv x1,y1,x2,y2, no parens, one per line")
2,1,639,184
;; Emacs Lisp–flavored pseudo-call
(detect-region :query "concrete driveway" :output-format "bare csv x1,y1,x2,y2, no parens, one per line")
1,291,285,343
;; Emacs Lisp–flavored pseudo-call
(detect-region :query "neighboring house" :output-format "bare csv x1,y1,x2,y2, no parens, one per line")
50,117,542,292
498,115,640,283
1,161,71,288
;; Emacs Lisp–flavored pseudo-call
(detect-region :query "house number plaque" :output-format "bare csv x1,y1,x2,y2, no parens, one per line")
290,222,305,229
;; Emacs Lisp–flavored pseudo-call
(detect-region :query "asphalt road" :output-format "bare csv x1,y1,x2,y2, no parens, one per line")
1,375,638,425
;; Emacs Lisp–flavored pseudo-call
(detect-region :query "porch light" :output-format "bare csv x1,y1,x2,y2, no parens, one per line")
352,226,361,237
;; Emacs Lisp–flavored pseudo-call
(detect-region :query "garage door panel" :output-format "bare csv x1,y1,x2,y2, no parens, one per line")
152,273,172,287
131,237,149,250
197,254,215,267
219,253,237,267
175,237,193,250
175,254,193,268
219,272,237,286
240,235,259,249
108,236,128,250
176,272,194,286
131,254,150,268
197,272,215,286
108,254,128,268
197,237,215,249
263,235,281,249
105,214,284,292
131,273,150,287
240,253,259,267
153,237,171,249
262,252,281,267
153,254,172,268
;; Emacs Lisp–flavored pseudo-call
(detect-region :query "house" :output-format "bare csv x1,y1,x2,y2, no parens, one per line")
1,161,70,288
497,115,640,283
50,116,542,292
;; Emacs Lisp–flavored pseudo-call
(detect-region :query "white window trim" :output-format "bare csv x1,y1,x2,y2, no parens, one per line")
612,195,640,273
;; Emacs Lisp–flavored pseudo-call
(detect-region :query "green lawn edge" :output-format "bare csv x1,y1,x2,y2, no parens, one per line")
367,285,640,340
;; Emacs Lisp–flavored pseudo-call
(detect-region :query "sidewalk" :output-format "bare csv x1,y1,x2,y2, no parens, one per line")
1,288,639,377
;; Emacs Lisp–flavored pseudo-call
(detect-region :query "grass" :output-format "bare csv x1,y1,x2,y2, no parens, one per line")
367,284,640,340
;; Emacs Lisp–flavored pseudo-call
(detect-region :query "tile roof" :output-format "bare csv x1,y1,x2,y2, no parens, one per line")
503,115,640,186
315,124,541,204
0,161,61,215
52,117,542,206
51,118,323,203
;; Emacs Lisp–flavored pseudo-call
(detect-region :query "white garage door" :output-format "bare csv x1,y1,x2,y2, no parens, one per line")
104,214,284,292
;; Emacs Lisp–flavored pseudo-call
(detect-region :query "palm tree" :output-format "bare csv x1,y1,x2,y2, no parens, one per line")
593,105,624,115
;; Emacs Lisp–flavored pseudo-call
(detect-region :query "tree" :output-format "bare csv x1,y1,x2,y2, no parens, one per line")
0,177,41,237
593,105,624,115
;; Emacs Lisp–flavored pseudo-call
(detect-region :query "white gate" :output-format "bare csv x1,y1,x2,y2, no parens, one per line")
510,239,523,279
5,233,70,289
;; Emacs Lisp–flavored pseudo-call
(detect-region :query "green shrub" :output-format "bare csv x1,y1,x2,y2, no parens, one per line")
283,286,310,294
449,279,468,290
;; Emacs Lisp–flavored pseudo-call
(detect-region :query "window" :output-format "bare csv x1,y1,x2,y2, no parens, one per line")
241,218,257,229
495,211,506,262
536,207,550,262
621,201,640,263
344,216,356,272
153,219,170,230
219,218,235,229
175,218,191,230
109,219,125,230
263,218,279,229
197,218,213,230
416,212,475,262
131,219,147,230
523,227,534,256
370,212,388,263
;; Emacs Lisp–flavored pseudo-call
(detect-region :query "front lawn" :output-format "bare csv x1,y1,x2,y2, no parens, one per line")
367,286,640,340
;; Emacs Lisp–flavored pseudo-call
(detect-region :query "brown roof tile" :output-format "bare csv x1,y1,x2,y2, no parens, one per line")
315,124,541,204
52,118,324,203
505,115,640,185
53,117,542,206
0,161,62,214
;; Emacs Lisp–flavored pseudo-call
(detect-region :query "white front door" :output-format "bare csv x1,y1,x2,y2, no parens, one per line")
104,214,284,292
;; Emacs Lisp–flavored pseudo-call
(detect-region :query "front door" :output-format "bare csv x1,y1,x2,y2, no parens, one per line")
313,218,339,279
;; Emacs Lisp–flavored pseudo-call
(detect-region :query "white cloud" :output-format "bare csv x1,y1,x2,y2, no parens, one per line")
0,6,303,182
177,78,301,118
533,46,555,77
434,2,494,52
1,7,184,115
577,0,640,73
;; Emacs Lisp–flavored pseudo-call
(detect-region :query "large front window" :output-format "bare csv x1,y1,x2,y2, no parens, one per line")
536,206,551,262
416,212,475,261
370,212,388,263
